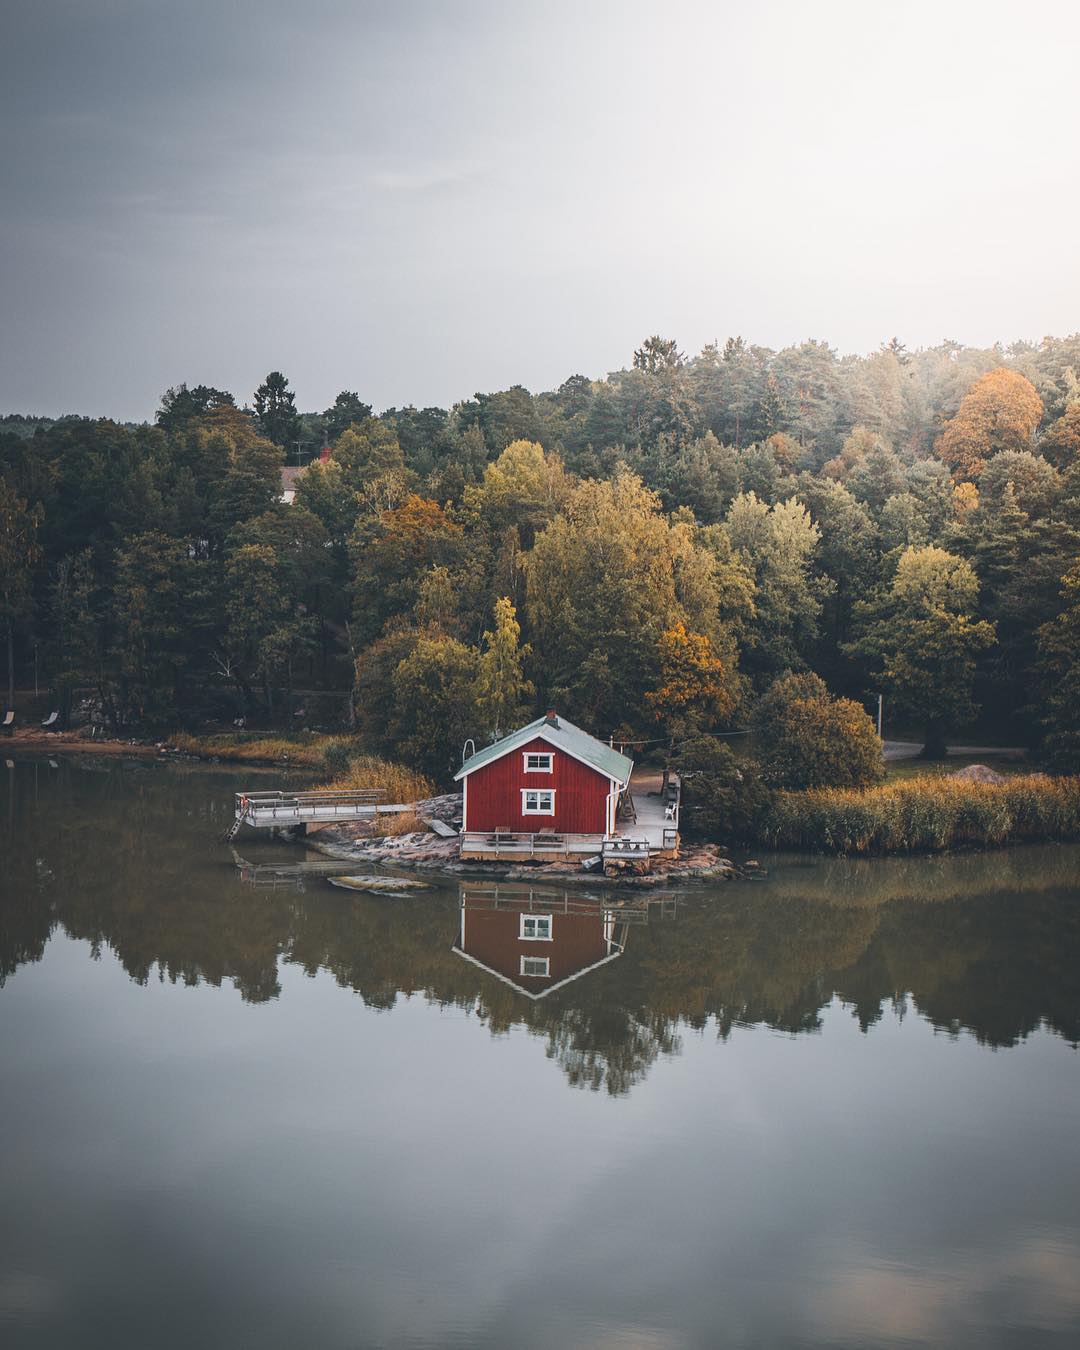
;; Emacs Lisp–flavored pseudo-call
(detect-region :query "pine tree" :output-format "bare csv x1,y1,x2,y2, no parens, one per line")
253,371,301,451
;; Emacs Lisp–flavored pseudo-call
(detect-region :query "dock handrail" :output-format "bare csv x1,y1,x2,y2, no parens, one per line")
236,788,386,807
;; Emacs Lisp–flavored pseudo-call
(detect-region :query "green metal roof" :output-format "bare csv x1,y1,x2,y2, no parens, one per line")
454,714,634,784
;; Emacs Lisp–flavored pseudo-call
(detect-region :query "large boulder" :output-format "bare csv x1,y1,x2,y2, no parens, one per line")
952,763,1007,784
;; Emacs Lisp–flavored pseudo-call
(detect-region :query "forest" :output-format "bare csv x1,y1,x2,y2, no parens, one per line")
3,332,1080,787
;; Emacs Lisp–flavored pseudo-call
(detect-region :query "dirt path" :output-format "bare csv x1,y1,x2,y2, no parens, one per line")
883,740,1028,762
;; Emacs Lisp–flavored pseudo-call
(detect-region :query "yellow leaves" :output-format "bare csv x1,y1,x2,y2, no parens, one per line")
645,622,737,731
380,494,462,544
952,480,979,519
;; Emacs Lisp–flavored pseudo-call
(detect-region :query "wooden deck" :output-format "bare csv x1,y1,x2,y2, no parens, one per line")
621,770,680,855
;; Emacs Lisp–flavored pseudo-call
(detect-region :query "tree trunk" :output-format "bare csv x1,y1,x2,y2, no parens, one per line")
920,719,948,760
5,614,13,710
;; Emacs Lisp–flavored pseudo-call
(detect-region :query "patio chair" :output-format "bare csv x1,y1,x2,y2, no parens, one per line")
1,710,14,736
40,710,60,730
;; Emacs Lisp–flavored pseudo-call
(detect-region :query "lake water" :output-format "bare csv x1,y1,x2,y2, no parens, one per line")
1,755,1079,1349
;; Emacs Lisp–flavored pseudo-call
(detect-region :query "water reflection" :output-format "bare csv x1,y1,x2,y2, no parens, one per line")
1,756,1078,1100
452,882,678,998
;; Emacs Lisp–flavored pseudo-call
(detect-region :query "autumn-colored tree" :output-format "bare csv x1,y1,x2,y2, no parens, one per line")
937,368,1043,480
644,623,738,739
952,481,980,520
752,671,883,789
350,494,465,644
524,469,736,727
462,439,570,547
848,546,996,758
0,476,43,707
475,597,533,739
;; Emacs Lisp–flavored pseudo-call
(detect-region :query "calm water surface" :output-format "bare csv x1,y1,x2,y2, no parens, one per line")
1,756,1078,1349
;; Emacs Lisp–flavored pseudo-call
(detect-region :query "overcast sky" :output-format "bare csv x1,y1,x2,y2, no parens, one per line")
2,0,1078,421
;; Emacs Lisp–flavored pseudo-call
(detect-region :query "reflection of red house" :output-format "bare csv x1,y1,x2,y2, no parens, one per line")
452,886,624,999
455,711,633,839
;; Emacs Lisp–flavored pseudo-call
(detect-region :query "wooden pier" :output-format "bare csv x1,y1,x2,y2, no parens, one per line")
228,789,413,840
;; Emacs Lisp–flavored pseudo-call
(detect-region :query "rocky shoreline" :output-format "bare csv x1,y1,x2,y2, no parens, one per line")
304,797,743,885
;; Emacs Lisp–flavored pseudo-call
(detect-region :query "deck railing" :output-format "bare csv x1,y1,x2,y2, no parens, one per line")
234,788,391,826
459,831,605,857
237,789,386,809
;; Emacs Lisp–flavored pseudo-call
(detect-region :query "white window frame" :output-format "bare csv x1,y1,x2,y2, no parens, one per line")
520,913,553,941
523,751,554,773
520,955,550,978
521,788,555,816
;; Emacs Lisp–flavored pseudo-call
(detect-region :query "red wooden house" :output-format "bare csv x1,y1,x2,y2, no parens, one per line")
455,711,634,859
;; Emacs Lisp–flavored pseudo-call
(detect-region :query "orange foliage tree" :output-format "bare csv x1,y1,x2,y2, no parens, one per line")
937,368,1043,480
645,622,739,740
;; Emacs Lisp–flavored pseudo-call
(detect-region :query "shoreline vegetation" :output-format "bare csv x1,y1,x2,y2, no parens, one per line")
11,729,1080,859
762,773,1080,855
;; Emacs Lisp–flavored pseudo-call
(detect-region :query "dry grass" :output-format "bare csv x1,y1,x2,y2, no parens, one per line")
169,731,334,765
762,773,1080,854
372,810,427,837
321,754,434,804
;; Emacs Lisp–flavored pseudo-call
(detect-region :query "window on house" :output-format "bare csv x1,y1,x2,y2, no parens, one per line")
522,789,555,815
520,913,552,941
524,752,553,772
520,955,550,977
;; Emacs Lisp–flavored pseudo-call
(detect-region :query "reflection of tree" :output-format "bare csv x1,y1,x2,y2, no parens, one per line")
542,1006,681,1096
2,761,1078,1104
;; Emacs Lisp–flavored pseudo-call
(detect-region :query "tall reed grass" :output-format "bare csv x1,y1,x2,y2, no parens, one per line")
321,754,434,805
761,774,1080,854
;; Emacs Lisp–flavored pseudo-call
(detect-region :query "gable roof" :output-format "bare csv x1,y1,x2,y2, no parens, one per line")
454,713,633,784
451,943,624,999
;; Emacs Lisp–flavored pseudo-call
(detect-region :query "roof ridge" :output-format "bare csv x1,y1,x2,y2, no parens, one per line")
454,714,633,783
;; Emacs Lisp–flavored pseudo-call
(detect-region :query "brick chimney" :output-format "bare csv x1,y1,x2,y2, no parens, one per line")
545,708,559,727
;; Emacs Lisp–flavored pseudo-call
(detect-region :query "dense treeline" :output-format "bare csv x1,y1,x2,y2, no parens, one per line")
3,334,1080,781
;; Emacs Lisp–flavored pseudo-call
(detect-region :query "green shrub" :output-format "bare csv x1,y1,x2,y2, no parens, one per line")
319,737,357,776
753,671,884,790
677,739,774,844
